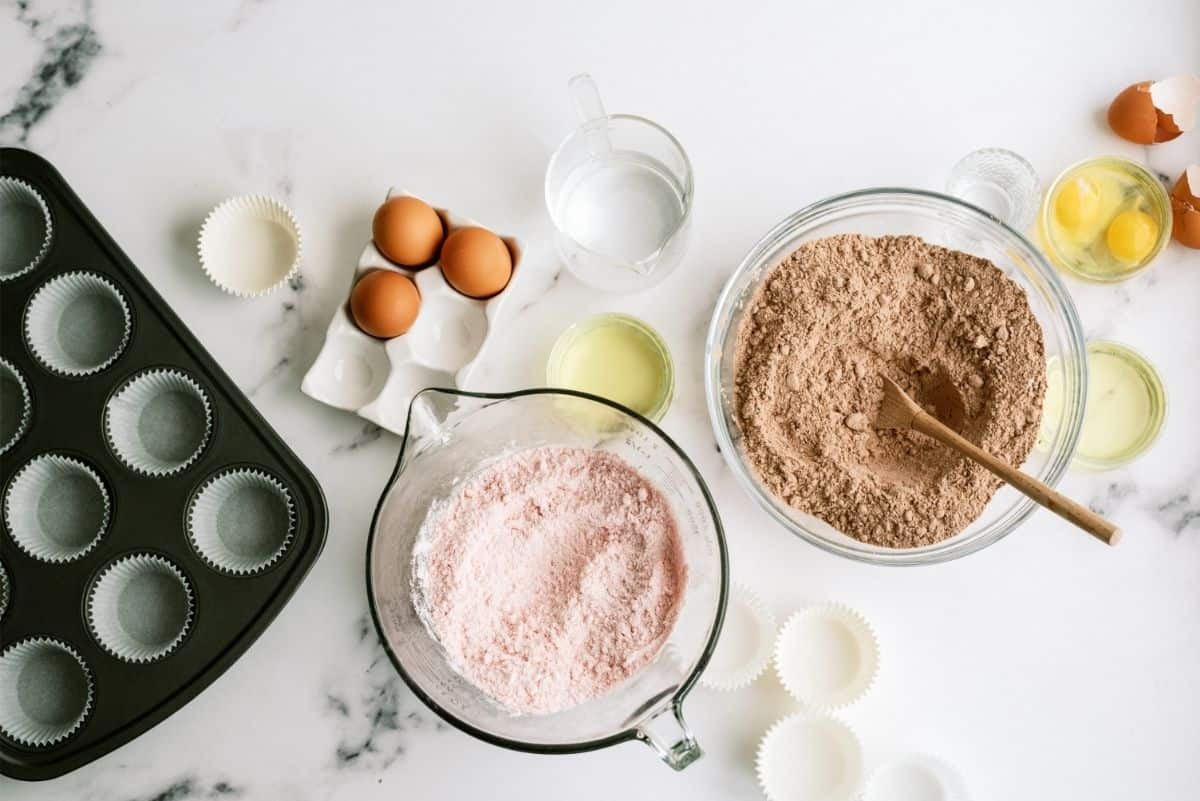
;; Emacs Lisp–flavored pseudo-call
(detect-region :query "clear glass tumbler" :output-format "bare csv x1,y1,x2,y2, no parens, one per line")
545,75,694,293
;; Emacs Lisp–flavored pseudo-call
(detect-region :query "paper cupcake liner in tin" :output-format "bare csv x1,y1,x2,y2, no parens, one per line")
0,176,52,282
104,368,213,477
756,713,864,801
774,603,879,710
187,468,295,575
0,560,10,620
699,583,776,691
24,271,132,377
0,638,94,748
862,753,969,801
87,553,195,663
198,194,302,297
0,357,33,456
3,453,111,563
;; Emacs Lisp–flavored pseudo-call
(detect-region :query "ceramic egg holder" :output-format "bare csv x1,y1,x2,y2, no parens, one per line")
301,189,522,435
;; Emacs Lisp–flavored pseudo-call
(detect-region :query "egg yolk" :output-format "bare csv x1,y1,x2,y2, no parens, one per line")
1054,176,1102,230
1106,210,1158,264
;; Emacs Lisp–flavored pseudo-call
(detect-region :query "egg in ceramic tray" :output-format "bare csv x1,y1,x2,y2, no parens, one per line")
300,190,522,434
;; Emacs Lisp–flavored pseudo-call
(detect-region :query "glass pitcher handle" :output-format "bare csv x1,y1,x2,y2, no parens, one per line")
637,701,702,771
568,73,607,124
568,73,612,158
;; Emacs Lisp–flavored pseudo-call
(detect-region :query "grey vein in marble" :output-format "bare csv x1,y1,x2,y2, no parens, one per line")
321,614,447,773
331,422,385,454
125,776,242,801
0,0,101,144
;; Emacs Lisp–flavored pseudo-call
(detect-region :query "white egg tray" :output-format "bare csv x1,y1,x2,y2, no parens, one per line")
301,189,522,435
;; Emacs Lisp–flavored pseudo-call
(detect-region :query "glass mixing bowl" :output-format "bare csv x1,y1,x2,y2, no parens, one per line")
368,388,727,769
705,188,1086,565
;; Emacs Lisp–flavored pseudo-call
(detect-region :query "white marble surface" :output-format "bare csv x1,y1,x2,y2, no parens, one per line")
2,1,1198,798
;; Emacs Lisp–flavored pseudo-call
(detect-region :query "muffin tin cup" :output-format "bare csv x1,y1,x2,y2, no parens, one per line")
3,454,110,563
103,369,213,477
774,603,880,710
0,358,32,456
0,177,52,282
197,195,302,297
87,554,195,663
0,639,94,749
187,468,295,575
23,271,132,377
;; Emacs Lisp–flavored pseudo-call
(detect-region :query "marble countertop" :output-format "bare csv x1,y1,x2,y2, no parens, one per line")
2,1,1198,799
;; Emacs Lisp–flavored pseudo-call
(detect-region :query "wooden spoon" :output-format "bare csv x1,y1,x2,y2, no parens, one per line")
875,376,1120,546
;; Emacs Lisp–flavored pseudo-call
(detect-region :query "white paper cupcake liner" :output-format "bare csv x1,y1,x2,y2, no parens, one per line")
87,553,195,663
0,560,9,620
3,454,110,563
0,358,32,456
198,194,302,297
700,583,776,691
23,271,131,376
187,468,295,575
0,177,52,282
774,603,879,710
0,638,93,748
756,713,864,801
104,369,213,477
862,753,969,801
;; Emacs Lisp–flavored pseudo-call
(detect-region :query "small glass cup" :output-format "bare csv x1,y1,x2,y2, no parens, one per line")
545,75,694,293
946,148,1040,232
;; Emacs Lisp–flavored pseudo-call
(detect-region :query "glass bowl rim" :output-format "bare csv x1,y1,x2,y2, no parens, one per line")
704,186,1087,566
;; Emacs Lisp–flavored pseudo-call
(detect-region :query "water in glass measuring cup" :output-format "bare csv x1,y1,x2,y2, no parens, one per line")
545,74,694,292
554,151,687,266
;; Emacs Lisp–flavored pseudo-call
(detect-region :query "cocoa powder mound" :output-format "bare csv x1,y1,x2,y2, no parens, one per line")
732,234,1046,548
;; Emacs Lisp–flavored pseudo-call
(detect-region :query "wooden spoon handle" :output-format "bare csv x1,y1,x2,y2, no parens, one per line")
911,413,1121,546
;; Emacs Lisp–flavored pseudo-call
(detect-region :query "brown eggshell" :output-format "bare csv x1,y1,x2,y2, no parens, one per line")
372,196,444,267
1170,168,1200,249
439,227,513,299
1107,82,1159,144
350,270,421,338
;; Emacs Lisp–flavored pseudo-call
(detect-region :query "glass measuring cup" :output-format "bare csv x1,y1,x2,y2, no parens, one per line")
545,75,694,292
366,387,727,769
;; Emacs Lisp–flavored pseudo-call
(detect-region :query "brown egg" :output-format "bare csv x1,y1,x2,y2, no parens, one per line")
372,196,444,267
1170,165,1200,249
439,227,513,299
350,270,421,338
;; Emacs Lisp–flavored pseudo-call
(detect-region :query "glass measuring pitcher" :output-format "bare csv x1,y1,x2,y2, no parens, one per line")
366,387,727,769
545,75,695,293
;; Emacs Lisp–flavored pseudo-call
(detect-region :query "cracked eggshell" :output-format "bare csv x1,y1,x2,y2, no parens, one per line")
1171,165,1200,249
1107,75,1200,144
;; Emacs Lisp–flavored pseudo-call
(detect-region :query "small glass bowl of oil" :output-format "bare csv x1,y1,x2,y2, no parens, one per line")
1040,340,1167,470
1038,156,1173,282
546,313,674,422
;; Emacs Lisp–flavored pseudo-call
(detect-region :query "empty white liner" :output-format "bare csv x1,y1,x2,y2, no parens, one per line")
0,638,93,748
104,369,213,476
187,468,295,575
3,454,110,563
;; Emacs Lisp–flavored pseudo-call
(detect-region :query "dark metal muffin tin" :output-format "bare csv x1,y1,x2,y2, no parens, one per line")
0,148,328,781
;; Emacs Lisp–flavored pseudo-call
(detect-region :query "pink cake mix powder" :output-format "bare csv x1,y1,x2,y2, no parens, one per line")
413,446,688,715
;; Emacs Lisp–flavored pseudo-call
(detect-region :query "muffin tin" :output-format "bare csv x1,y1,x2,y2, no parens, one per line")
301,189,523,435
0,148,328,781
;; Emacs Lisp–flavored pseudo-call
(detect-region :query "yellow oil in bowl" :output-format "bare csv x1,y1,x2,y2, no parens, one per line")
1038,157,1172,282
1040,341,1166,469
546,313,674,423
